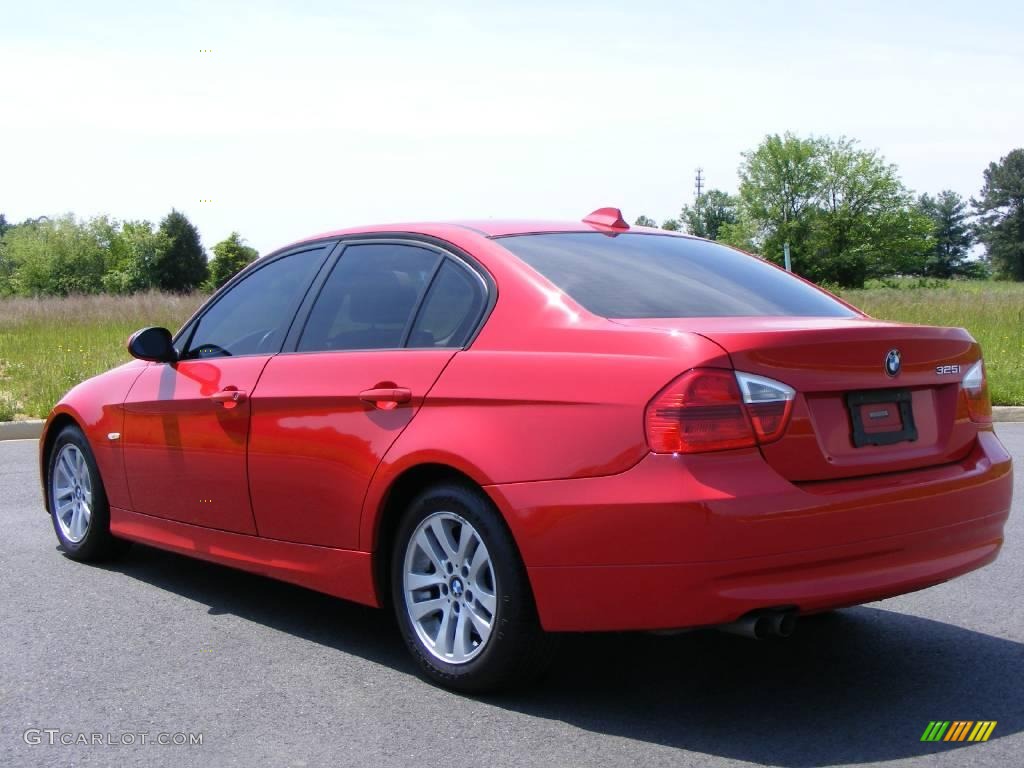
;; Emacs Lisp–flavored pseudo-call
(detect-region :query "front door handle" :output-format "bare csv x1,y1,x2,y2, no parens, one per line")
212,388,248,409
359,387,412,410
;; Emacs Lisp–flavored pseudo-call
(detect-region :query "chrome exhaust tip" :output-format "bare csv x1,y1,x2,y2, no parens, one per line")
718,610,797,639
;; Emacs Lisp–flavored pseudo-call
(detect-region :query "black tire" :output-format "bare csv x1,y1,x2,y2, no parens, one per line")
390,482,556,692
46,425,130,562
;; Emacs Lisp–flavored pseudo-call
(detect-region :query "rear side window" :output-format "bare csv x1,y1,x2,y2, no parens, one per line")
298,244,440,351
497,233,854,318
407,260,486,348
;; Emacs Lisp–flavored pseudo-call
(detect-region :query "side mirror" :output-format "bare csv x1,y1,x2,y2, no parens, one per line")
127,327,177,363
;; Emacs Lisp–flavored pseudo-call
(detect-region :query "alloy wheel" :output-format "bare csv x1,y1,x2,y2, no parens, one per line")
402,511,498,664
52,443,93,543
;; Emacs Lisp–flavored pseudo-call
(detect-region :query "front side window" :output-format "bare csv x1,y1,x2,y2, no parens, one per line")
497,232,855,318
298,244,440,352
181,247,327,359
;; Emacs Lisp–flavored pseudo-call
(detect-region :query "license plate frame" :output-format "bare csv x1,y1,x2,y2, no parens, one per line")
846,388,918,448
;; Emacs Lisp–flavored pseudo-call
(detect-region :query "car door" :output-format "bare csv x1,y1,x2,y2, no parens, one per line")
247,240,490,548
121,244,331,533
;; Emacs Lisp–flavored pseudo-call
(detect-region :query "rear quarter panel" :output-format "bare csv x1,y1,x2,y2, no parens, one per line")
359,329,731,550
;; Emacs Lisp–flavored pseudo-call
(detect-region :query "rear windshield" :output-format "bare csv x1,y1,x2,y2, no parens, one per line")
497,232,854,318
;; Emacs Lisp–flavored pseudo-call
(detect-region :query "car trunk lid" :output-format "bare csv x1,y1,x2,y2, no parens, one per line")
614,316,981,482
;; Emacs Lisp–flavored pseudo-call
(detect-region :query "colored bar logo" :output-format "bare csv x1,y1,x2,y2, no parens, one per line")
921,721,997,742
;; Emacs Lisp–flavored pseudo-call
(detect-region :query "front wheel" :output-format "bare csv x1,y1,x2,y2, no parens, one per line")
391,483,556,692
47,425,129,561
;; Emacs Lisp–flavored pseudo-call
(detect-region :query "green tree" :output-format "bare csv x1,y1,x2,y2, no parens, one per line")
634,215,657,227
660,218,680,231
207,232,258,289
739,132,824,264
807,137,930,285
103,220,166,293
0,215,12,295
153,209,208,292
3,215,113,295
717,213,759,253
738,133,930,287
917,191,975,277
680,189,739,240
974,149,1024,280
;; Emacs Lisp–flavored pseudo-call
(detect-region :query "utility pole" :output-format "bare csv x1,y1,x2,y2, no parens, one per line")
694,168,704,201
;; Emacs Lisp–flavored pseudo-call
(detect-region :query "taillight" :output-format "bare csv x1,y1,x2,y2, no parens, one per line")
735,371,797,443
961,360,992,424
645,368,795,454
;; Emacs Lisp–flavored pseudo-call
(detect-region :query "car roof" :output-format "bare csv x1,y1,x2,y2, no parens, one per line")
292,219,586,242
279,209,698,252
298,219,680,238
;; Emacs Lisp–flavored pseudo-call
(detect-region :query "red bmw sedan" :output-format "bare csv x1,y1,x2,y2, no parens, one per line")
40,208,1013,691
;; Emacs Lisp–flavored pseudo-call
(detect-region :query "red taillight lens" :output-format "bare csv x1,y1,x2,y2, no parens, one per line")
645,369,795,454
961,360,992,424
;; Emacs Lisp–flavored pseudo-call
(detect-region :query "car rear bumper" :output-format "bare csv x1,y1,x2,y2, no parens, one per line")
488,430,1012,632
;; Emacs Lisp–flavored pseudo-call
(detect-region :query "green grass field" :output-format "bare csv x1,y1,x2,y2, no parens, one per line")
0,293,203,420
0,282,1022,420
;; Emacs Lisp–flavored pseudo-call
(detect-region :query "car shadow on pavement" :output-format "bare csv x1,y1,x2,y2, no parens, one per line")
98,543,414,673
502,610,1023,766
105,544,1021,767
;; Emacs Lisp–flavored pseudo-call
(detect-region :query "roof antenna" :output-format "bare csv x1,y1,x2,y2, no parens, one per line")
582,207,629,230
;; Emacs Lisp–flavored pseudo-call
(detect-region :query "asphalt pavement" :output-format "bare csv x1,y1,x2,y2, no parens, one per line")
2,426,1022,768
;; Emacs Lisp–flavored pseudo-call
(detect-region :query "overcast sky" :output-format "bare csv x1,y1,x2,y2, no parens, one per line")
2,0,1021,254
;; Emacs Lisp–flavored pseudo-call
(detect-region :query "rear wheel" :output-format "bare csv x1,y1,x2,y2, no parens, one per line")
47,425,129,561
391,482,556,692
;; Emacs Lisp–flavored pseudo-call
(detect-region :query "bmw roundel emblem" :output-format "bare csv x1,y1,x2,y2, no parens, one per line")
884,349,901,377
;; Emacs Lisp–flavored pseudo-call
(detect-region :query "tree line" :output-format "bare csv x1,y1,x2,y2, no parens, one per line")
4,137,1021,296
636,136,1024,287
0,209,258,296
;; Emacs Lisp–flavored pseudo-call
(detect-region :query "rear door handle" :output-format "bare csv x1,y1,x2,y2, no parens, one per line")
212,388,247,408
359,387,412,409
